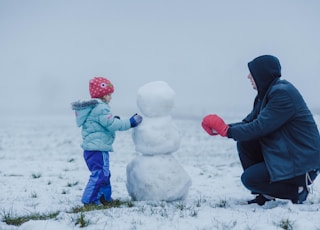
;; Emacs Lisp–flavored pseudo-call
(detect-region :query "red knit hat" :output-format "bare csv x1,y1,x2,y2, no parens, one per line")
89,77,114,98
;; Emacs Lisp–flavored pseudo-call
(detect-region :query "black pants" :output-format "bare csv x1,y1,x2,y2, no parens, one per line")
237,140,317,200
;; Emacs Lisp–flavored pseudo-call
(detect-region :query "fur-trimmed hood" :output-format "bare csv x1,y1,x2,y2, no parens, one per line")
71,100,99,127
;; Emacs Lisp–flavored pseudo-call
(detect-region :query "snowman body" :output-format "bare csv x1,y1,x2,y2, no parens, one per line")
126,81,191,201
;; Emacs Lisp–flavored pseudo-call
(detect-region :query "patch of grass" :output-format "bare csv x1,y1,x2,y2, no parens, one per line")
31,173,41,179
1,210,59,226
278,218,294,230
176,201,186,211
74,213,90,228
67,181,79,187
195,195,206,207
30,191,38,198
69,199,132,213
61,189,69,194
127,200,135,207
175,203,198,218
214,199,229,208
4,174,23,177
1,199,134,227
68,158,75,163
159,207,168,218
212,217,237,229
189,207,198,217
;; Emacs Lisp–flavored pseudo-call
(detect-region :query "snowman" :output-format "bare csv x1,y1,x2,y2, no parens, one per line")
126,81,192,201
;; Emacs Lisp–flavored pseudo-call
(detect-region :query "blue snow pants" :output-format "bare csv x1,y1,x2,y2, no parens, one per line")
81,150,112,205
237,140,318,201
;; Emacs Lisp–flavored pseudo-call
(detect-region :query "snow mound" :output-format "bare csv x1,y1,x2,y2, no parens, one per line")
136,81,175,117
132,116,180,155
126,155,191,201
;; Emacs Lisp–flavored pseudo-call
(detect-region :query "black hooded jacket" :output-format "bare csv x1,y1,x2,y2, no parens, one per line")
248,55,282,100
227,55,320,182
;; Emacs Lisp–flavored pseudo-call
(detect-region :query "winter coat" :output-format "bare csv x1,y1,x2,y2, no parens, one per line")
72,99,131,151
227,55,320,182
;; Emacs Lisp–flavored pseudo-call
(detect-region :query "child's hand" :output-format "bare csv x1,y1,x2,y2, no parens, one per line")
130,114,143,127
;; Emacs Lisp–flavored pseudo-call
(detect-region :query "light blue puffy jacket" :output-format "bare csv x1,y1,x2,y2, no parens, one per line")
72,99,131,151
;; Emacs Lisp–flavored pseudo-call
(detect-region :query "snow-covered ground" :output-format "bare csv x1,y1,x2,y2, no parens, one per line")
1,114,320,230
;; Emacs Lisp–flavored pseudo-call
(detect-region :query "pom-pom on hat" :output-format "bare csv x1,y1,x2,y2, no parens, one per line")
89,77,114,98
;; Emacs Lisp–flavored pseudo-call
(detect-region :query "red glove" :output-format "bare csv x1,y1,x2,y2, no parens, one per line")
201,122,218,136
201,114,229,137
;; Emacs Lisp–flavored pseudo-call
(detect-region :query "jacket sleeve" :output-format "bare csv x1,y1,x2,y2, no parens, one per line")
228,88,295,141
99,113,131,132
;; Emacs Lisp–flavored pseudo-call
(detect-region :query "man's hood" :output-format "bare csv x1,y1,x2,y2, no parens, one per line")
248,55,281,99
71,100,98,127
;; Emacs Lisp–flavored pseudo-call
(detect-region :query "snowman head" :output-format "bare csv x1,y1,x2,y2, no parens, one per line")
137,81,175,117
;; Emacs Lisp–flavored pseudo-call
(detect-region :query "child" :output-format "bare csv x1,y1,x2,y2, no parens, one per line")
71,76,142,206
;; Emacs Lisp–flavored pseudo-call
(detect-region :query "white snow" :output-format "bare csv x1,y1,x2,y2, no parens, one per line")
132,116,181,155
126,155,191,201
1,114,320,230
18,220,72,230
128,81,191,201
136,81,175,118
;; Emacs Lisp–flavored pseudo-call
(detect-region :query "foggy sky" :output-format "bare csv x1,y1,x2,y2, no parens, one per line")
1,0,319,118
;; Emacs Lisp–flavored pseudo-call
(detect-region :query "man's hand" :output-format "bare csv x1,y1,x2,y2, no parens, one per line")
201,114,229,137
